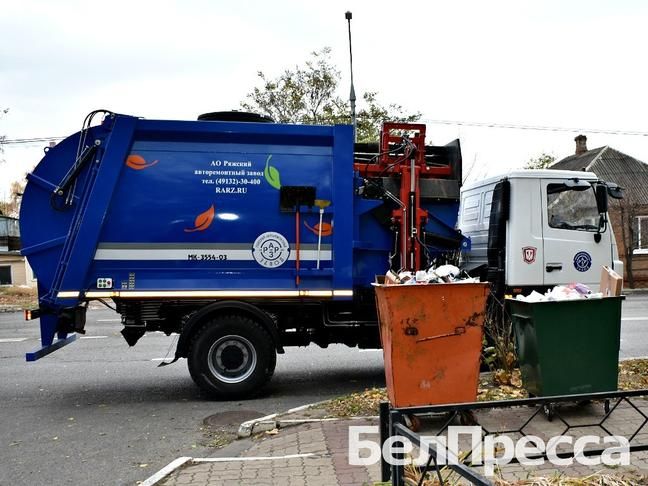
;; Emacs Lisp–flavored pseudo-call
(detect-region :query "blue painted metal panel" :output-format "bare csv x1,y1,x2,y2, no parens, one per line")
330,125,354,295
26,333,77,362
20,131,92,293
90,119,347,293
59,116,138,297
21,115,357,298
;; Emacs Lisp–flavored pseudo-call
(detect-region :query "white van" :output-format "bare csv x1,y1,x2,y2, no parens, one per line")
458,169,623,295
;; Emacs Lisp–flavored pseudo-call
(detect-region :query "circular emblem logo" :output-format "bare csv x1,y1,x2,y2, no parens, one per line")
573,251,592,272
252,232,290,268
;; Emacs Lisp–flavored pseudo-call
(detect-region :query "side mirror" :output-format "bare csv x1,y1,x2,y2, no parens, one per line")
564,178,592,191
607,184,624,200
595,184,608,213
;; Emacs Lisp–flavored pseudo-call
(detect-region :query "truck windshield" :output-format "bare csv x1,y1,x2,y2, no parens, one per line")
547,183,600,232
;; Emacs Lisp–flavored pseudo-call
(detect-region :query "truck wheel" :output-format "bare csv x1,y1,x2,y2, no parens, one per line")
188,314,276,399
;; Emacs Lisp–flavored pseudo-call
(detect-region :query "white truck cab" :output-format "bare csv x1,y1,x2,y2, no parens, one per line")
458,169,623,295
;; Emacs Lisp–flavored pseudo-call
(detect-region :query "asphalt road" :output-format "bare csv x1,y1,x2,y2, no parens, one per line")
1,294,647,485
0,308,385,486
617,293,648,359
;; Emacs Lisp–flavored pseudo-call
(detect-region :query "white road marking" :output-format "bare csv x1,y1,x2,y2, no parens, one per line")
97,319,121,322
622,317,648,321
80,336,108,339
141,454,316,486
359,349,382,353
0,338,28,343
139,457,192,486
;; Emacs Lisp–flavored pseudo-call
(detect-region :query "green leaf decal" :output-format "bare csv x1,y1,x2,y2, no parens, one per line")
264,155,281,190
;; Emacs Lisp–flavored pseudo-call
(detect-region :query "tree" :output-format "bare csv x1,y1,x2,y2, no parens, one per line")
616,194,640,288
241,48,420,142
525,152,555,169
0,179,24,218
355,91,420,143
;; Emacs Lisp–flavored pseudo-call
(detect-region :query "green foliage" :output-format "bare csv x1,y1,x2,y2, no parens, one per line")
356,91,420,143
0,179,25,217
525,152,555,169
242,48,339,125
241,48,420,143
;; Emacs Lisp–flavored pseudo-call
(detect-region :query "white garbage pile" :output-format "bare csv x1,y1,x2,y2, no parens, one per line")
515,283,603,302
384,264,480,285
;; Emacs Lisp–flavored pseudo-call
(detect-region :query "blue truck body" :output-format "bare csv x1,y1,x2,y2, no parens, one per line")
20,112,463,397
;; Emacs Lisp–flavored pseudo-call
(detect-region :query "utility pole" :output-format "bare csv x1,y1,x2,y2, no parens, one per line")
345,11,357,142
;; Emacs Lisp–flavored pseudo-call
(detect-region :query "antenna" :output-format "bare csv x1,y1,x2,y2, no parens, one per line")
345,11,357,142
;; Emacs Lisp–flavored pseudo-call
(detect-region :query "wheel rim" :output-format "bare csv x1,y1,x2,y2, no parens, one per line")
207,335,258,384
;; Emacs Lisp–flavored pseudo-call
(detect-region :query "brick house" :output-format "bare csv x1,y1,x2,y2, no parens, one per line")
552,135,648,287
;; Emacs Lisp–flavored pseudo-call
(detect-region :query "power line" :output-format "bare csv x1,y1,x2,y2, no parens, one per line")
420,119,648,137
1,119,648,145
0,136,65,145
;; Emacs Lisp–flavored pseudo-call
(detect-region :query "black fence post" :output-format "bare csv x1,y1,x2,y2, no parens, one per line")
389,409,405,486
379,401,391,483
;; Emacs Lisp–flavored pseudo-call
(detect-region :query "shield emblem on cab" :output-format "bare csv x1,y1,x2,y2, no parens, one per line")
522,246,537,264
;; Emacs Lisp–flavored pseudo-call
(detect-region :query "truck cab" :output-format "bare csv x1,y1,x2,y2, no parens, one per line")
458,169,623,296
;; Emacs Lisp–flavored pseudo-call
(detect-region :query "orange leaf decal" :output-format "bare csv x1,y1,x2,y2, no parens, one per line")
126,154,159,170
304,221,332,237
185,205,215,233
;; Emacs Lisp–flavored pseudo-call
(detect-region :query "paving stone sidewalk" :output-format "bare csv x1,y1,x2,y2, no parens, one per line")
161,418,381,486
160,401,648,486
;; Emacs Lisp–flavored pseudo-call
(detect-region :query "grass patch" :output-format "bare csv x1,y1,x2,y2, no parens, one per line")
619,359,648,390
204,431,236,449
400,467,645,485
0,286,37,309
319,360,648,418
322,388,387,417
317,370,528,418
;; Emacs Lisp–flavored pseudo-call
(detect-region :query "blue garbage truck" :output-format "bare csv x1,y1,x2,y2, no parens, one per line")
20,110,465,398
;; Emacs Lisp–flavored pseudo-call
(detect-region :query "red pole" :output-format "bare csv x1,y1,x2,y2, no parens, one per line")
295,211,301,286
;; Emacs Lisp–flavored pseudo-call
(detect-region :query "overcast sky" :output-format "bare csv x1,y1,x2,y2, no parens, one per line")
2,0,648,199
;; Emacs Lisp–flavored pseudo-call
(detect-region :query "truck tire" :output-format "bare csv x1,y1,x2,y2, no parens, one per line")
187,314,276,399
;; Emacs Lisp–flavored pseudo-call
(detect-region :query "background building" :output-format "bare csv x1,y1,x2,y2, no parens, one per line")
0,215,34,286
552,136,648,288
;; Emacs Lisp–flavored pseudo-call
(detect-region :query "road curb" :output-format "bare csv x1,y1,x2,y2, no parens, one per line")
236,399,330,438
0,307,22,313
278,415,378,426
140,453,319,486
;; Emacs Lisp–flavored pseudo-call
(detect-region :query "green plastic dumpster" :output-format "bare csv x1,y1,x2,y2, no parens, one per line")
507,297,623,397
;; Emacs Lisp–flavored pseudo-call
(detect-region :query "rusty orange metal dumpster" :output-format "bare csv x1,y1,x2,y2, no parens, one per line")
375,282,490,408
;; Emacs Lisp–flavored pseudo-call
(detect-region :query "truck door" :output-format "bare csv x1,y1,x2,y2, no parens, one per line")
541,179,610,287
